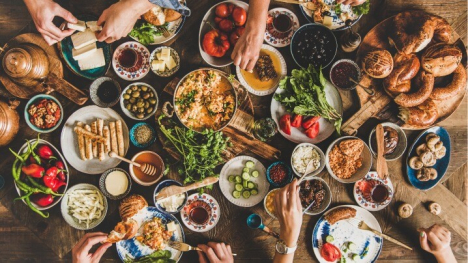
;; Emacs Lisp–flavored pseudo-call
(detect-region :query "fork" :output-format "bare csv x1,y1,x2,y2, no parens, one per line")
157,26,171,38
348,219,413,250
167,241,202,252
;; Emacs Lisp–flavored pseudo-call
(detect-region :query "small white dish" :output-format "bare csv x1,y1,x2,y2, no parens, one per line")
291,142,326,179
149,46,180,77
120,82,158,121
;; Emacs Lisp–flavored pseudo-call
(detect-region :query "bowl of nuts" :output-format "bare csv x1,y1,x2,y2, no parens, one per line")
120,82,158,120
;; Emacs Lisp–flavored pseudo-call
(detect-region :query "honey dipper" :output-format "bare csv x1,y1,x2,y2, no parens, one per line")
109,151,158,176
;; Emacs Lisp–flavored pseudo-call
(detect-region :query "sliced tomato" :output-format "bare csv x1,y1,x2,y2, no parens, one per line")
302,116,320,130
305,122,320,139
320,243,341,262
291,114,303,128
279,114,292,135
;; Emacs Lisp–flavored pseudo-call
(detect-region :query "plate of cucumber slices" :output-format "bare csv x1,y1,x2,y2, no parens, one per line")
219,156,269,207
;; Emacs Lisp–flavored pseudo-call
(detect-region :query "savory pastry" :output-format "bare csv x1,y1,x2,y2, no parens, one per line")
398,203,413,218
74,126,107,144
421,44,462,77
143,5,166,26
119,194,148,221
416,143,428,156
164,8,182,22
388,11,434,54
384,53,420,96
428,202,441,215
324,207,357,225
398,98,438,127
394,71,434,107
419,150,437,167
75,122,86,160
429,14,452,43
430,63,467,100
104,218,139,243
361,50,393,78
435,146,446,159
409,156,423,170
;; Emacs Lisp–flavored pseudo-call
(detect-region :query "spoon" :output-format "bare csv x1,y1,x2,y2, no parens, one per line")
298,158,318,184
376,124,389,179
247,213,279,239
349,78,375,96
302,200,316,214
108,151,158,176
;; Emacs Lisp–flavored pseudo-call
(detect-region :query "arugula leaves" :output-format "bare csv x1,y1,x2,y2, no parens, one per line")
124,250,175,263
274,65,342,134
129,22,166,46
352,0,370,16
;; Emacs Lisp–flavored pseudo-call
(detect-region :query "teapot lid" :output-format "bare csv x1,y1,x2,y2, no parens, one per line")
2,47,32,79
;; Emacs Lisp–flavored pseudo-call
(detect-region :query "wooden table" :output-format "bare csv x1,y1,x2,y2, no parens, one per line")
0,0,466,262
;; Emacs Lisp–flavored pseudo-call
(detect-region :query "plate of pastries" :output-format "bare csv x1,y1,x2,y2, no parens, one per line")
357,10,467,129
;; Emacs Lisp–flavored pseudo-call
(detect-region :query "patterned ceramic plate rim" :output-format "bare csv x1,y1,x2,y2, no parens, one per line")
180,193,220,232
264,7,300,47
353,171,394,211
299,0,362,31
112,41,150,81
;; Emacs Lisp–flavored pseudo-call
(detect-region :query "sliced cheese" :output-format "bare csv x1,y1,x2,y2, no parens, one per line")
166,55,177,70
160,48,171,61
68,20,86,32
72,42,97,61
323,16,333,27
152,60,165,71
86,21,102,32
156,52,162,60
78,48,105,71
71,29,97,49
166,221,176,232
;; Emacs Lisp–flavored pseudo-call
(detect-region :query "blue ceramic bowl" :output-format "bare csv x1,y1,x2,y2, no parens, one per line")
24,94,64,133
153,179,188,214
406,126,451,191
266,161,293,188
130,122,157,148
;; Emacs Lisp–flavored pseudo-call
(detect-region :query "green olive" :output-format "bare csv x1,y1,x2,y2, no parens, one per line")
132,105,138,112
141,86,148,92
132,91,140,97
131,85,138,91
129,98,136,104
149,92,154,98
126,104,132,110
144,101,150,109
137,102,145,108
142,93,149,99
147,107,153,114
136,113,145,119
126,89,132,94
123,94,130,100
138,108,145,113
149,98,157,104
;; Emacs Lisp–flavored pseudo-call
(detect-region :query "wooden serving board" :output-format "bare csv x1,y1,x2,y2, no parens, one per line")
341,15,467,135
155,77,281,162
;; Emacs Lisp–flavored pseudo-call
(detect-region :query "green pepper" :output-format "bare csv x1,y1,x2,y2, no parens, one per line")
27,177,62,197
27,140,41,165
24,195,49,218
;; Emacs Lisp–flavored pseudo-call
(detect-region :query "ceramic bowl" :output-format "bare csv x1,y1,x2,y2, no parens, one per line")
153,179,188,214
129,151,164,186
329,59,362,90
61,183,108,230
89,77,121,108
368,122,407,161
300,176,332,215
291,143,326,178
24,94,64,133
263,189,279,219
129,122,157,148
120,82,158,121
266,161,293,188
99,168,132,200
149,46,180,77
325,136,372,183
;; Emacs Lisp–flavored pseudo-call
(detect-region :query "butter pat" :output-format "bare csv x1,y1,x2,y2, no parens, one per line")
71,29,97,49
72,42,97,60
86,21,102,32
78,48,105,70
152,60,165,71
67,20,86,32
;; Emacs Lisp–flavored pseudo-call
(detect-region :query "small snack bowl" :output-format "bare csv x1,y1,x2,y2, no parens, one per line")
130,122,157,148
291,143,326,178
329,59,362,91
264,189,280,219
89,77,121,108
150,46,180,77
266,161,293,188
99,168,132,200
25,94,63,133
120,82,158,121
153,179,188,214
299,177,332,215
368,122,407,161
326,136,372,183
129,151,165,186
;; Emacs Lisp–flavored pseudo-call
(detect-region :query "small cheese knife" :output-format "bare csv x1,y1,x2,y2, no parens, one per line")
155,176,219,201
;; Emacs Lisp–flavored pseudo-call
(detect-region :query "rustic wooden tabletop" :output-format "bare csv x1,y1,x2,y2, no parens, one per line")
0,0,466,262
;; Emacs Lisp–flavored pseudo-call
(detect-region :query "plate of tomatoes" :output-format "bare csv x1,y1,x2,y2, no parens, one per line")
199,0,248,67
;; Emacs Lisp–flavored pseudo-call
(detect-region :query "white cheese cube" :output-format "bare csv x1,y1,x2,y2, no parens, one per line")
323,16,333,27
166,55,177,70
71,29,97,49
86,21,102,32
67,20,86,32
156,52,162,60
166,221,176,232
72,42,97,61
160,48,171,61
78,48,105,70
152,60,165,71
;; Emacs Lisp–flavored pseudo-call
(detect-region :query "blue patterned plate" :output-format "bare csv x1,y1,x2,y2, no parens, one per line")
312,205,383,263
116,206,184,262
299,0,361,31
406,126,451,191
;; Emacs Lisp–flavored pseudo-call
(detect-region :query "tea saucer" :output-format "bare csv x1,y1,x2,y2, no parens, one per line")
264,8,300,48
180,193,220,232
112,41,150,81
353,171,393,211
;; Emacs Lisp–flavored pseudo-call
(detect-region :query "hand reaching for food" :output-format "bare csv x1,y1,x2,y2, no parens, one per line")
418,224,456,263
274,180,303,248
197,242,234,263
23,0,77,45
336,0,367,6
72,232,111,263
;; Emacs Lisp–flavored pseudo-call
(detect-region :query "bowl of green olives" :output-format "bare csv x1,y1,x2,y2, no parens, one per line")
120,82,158,120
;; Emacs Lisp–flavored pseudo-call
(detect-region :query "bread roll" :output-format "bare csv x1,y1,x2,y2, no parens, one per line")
398,98,438,127
430,63,467,100
384,53,420,95
422,43,462,77
388,11,434,54
143,5,166,26
164,8,182,22
429,14,452,43
119,195,148,221
394,71,434,107
362,50,393,78
104,219,138,243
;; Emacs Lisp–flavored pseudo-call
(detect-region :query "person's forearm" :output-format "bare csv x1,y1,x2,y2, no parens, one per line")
273,230,298,263
244,0,270,32
434,249,457,263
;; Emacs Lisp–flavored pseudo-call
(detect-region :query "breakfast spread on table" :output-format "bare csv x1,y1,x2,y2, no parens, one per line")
1,1,466,261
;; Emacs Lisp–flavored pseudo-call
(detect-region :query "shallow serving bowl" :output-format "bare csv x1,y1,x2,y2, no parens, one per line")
89,77,121,108
153,179,188,214
25,94,63,133
300,176,332,216
149,46,180,77
99,168,132,200
291,143,326,178
120,82,159,121
129,151,165,186
368,122,407,161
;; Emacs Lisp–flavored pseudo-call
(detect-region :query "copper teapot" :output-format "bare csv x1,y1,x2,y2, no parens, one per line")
0,98,19,147
2,43,88,105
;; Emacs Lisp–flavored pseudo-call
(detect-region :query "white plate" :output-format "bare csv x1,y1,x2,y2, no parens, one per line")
60,105,129,174
219,156,269,207
180,193,220,232
299,0,361,31
236,44,287,96
116,206,184,262
353,172,394,212
270,79,343,144
130,15,186,45
312,205,383,263
112,41,150,81
264,8,300,47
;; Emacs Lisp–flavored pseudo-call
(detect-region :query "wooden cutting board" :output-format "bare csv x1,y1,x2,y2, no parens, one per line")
341,15,467,136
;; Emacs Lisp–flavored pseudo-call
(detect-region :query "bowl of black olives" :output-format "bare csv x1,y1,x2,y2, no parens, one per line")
290,24,337,69
120,83,158,120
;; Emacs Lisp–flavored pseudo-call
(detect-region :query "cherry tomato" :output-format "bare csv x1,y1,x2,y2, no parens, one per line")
320,243,341,262
218,19,234,33
279,114,292,135
214,16,223,24
232,6,247,26
202,29,231,58
229,26,245,46
305,121,320,139
227,3,235,15
215,3,230,18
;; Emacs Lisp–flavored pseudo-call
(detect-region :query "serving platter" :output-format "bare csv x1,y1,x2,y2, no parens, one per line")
60,105,129,174
406,126,451,191
299,0,361,31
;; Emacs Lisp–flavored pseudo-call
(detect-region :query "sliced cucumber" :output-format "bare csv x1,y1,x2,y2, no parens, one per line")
325,235,334,243
250,189,258,195
235,184,243,191
228,175,236,182
352,254,360,261
347,242,357,252
242,172,250,180
243,180,248,188
235,176,242,183
232,190,241,199
245,161,255,168
242,190,251,198
243,167,250,173
247,182,255,189
251,170,259,178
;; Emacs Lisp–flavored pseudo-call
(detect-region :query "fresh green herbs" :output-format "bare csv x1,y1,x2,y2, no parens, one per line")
334,4,342,15
158,115,229,187
129,22,167,46
274,65,342,134
124,250,174,263
175,90,198,113
352,0,370,16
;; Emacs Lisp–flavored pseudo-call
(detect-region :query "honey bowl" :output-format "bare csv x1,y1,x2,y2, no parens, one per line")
129,151,164,186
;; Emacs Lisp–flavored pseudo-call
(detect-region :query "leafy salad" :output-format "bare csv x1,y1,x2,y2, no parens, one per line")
129,22,168,46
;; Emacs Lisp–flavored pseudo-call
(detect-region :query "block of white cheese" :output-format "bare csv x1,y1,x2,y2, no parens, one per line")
166,56,177,70
160,48,171,61
67,20,86,32
78,48,105,70
151,60,165,71
71,29,97,50
86,21,102,32
72,42,97,61
323,16,333,27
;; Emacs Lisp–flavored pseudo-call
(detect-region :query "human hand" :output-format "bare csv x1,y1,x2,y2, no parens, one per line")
197,242,234,263
24,0,77,45
72,232,112,263
231,26,264,71
274,179,303,247
96,0,153,43
418,224,456,263
336,0,366,6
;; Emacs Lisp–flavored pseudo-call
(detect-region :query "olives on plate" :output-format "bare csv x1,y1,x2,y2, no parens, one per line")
291,25,337,68
122,85,157,119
